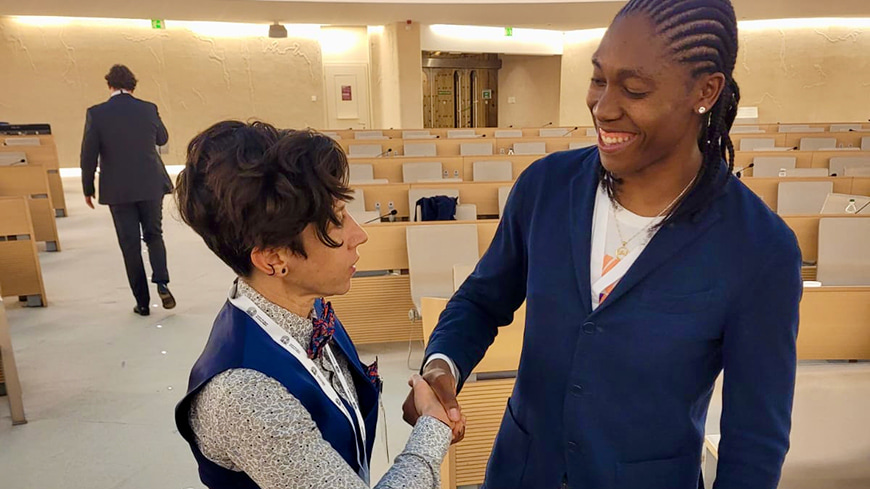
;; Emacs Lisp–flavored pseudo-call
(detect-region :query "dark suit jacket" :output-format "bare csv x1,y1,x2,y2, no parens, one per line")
426,147,802,489
80,93,171,205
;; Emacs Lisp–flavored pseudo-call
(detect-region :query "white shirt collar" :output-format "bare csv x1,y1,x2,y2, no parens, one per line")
110,89,130,98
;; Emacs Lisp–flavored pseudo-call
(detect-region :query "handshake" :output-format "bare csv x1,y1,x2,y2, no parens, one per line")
402,358,467,443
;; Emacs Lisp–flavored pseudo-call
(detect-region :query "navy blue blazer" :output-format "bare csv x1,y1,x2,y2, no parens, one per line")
426,147,802,489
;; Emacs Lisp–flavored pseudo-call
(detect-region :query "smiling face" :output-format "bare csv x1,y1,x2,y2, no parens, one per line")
586,14,703,179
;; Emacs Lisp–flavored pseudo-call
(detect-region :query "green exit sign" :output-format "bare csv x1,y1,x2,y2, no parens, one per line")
505,27,513,37
151,19,165,30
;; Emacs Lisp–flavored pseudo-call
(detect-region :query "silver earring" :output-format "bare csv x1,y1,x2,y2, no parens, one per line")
698,107,707,114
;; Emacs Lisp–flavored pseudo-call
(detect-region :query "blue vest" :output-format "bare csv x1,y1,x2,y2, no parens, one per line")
175,299,380,489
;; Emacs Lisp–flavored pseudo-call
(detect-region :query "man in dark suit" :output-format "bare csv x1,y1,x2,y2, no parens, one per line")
81,64,176,316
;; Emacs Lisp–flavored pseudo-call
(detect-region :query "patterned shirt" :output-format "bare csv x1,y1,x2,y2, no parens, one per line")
188,280,451,488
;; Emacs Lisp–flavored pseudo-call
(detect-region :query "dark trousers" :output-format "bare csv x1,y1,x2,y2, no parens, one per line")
109,199,169,307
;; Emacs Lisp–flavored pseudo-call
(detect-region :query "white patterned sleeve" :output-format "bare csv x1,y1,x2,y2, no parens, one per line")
189,369,451,489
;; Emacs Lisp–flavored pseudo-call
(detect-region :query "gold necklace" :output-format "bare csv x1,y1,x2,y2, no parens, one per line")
611,176,696,259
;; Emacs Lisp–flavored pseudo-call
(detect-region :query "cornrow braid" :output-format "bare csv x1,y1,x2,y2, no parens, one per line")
604,0,741,224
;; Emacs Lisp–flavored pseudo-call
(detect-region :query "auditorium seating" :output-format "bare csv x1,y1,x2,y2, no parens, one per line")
817,218,870,286
472,161,513,182
777,182,833,215
0,166,62,251
460,142,494,156
0,283,27,425
406,224,479,314
829,156,870,176
1,134,67,217
403,142,437,157
800,137,839,151
821,193,869,215
0,196,48,307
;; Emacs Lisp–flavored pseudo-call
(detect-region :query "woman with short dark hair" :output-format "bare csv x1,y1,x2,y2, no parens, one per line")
174,121,458,489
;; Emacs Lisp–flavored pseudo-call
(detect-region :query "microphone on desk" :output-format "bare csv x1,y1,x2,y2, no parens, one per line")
364,209,398,224
734,163,754,179
376,148,393,158
541,122,553,128
562,126,581,137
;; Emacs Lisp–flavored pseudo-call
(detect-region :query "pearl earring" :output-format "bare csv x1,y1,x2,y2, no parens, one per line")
698,107,707,114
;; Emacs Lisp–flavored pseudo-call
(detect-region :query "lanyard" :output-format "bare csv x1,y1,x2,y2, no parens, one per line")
227,283,370,484
590,188,659,309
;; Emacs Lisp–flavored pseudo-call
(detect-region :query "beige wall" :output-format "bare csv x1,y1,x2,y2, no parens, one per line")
0,17,324,168
369,25,401,130
560,23,870,125
396,22,424,129
369,22,424,129
499,55,562,128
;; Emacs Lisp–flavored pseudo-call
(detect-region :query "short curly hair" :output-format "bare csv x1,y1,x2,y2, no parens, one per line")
175,121,353,277
105,64,137,91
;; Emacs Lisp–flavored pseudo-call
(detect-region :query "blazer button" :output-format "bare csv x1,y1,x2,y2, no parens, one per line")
568,441,580,452
582,322,595,334
571,384,584,395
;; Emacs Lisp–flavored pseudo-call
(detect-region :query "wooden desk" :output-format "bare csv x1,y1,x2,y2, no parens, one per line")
356,181,516,219
423,297,525,374
350,156,465,183
0,283,27,425
798,286,870,360
743,177,869,211
0,197,47,306
0,166,62,251
731,133,789,149
1,135,67,217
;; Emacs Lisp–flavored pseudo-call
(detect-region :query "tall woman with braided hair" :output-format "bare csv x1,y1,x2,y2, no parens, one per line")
409,1,803,488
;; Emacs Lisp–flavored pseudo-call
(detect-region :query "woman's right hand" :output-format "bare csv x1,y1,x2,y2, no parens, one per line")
409,374,466,442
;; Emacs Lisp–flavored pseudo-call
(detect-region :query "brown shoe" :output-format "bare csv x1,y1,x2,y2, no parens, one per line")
157,284,176,309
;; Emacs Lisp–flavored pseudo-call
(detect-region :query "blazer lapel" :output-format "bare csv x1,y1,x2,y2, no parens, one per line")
591,207,722,315
568,163,600,315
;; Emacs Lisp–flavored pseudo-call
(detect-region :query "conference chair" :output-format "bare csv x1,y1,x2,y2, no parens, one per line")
752,156,797,177
453,264,476,292
820,194,870,215
2,137,40,146
586,128,599,137
777,182,833,215
799,137,839,152
816,217,870,285
404,142,438,157
863,137,870,151
498,186,512,218
472,161,513,182
405,224,479,314
830,124,863,132
403,130,437,140
0,152,27,167
495,130,523,138
778,125,821,133
460,142,494,156
403,162,445,183
704,367,870,489
322,132,341,140
781,168,829,177
348,144,384,158
730,126,766,134
740,138,778,151
512,142,547,155
447,129,479,139
829,156,870,176
354,131,387,140
539,128,571,137
349,164,379,184
845,167,870,177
